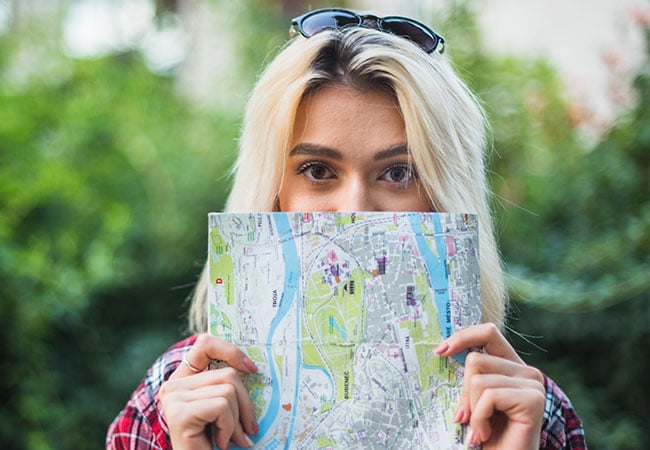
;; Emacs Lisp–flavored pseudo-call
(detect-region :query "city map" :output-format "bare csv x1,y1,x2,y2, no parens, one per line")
207,212,482,449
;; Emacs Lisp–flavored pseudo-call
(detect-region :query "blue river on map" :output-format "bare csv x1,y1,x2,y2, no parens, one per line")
408,213,466,364
237,213,302,450
231,214,336,449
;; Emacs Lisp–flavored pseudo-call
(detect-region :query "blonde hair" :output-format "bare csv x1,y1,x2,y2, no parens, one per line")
189,27,505,333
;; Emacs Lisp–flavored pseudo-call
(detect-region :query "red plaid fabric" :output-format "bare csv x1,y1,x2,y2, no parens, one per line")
106,335,587,449
106,335,198,450
540,374,588,449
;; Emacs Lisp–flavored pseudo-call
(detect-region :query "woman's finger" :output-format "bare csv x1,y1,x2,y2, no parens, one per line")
468,386,545,447
161,381,255,449
189,384,253,450
452,351,541,424
171,334,258,379
465,372,545,417
434,323,523,363
205,395,237,450
208,367,257,437
162,366,258,436
162,386,236,450
452,352,543,424
436,326,543,424
463,352,544,394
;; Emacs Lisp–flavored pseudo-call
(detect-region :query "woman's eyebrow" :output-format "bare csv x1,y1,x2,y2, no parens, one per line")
374,144,409,161
289,143,342,159
289,143,409,160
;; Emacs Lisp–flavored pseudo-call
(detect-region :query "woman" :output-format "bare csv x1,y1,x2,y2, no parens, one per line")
107,8,586,450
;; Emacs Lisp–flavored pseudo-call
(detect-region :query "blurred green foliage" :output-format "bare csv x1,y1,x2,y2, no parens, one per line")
0,10,241,448
0,1,647,449
442,5,649,449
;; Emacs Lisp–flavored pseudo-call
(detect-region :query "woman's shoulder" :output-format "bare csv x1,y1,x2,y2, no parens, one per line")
143,334,199,388
106,335,200,450
155,335,199,368
540,373,588,450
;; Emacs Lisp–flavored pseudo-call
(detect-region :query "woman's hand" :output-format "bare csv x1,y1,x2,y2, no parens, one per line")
434,323,546,450
158,334,259,450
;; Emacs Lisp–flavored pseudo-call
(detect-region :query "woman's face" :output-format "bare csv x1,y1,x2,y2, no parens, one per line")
278,85,431,212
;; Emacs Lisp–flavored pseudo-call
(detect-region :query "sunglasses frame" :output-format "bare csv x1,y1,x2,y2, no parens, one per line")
290,7,445,54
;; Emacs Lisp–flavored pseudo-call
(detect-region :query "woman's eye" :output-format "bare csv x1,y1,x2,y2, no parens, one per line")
297,162,334,180
381,165,415,184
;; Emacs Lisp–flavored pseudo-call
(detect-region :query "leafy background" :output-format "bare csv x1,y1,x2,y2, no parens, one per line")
0,1,648,449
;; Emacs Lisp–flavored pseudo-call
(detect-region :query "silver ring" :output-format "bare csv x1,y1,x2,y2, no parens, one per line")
182,354,203,373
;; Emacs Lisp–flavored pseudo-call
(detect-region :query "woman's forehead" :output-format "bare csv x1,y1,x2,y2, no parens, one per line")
291,85,406,151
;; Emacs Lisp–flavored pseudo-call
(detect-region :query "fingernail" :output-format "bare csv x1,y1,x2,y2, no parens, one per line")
466,428,478,446
434,342,449,355
452,406,464,423
468,427,482,446
466,428,474,445
243,356,258,373
252,420,259,434
243,435,254,447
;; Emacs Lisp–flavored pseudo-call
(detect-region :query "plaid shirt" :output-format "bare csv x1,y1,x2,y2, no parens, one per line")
106,335,587,449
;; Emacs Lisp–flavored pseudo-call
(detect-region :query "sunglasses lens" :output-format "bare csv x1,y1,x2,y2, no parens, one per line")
300,11,360,37
382,19,438,52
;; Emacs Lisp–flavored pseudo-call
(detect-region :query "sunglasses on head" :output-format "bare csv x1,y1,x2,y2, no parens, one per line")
290,8,445,54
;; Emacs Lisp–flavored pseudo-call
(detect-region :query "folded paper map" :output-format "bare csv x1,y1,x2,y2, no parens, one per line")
207,212,481,449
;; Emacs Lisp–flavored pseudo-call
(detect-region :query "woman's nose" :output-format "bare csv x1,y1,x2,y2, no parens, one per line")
334,179,380,212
